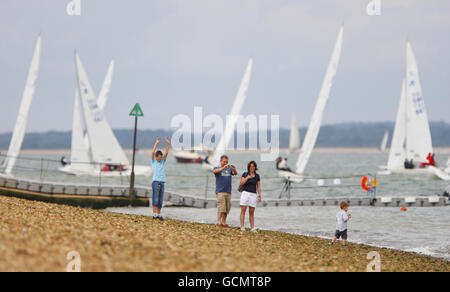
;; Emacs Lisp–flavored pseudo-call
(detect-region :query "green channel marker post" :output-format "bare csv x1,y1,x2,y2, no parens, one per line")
129,103,144,200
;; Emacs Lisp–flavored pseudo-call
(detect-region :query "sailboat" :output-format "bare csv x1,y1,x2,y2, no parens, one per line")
59,52,151,177
1,35,41,177
59,60,114,174
202,59,253,170
379,130,389,152
278,25,344,183
289,113,300,152
380,41,434,175
173,145,212,164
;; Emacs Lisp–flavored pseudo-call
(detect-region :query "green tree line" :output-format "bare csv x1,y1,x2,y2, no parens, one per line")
1,122,449,150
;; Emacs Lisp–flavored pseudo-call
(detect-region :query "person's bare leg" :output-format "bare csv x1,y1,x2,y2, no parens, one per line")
217,212,221,225
240,206,247,228
342,239,347,246
152,206,159,215
249,207,255,229
331,237,337,243
222,213,228,226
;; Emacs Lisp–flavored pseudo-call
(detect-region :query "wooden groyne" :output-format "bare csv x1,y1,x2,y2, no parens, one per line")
0,176,448,209
166,195,449,208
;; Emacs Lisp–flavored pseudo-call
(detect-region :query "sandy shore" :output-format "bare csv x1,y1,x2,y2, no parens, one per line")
0,195,448,272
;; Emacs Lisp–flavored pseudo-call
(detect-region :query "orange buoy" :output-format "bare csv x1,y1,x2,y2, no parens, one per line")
400,206,407,212
361,176,371,191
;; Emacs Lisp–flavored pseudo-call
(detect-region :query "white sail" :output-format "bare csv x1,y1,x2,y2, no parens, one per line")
4,36,41,175
97,60,114,111
289,112,300,151
210,59,253,167
82,60,114,151
387,80,407,169
69,90,94,172
380,130,389,152
405,42,433,162
295,26,344,174
75,52,129,165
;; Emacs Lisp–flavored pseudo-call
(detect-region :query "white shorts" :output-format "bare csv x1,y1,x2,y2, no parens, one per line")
240,191,257,208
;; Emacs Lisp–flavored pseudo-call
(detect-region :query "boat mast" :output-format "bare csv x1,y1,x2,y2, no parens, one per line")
404,41,409,161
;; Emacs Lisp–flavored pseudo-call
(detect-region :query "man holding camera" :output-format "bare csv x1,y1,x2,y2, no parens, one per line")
213,155,237,227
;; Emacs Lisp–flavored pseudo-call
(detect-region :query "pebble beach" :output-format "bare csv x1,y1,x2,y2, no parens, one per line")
0,195,448,272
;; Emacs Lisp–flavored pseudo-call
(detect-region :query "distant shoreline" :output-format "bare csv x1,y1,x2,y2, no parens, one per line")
2,122,450,151
2,147,450,155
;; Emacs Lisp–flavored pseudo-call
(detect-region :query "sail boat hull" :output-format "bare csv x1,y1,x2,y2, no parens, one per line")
428,166,450,181
59,165,152,177
278,170,304,183
174,150,206,163
378,166,429,175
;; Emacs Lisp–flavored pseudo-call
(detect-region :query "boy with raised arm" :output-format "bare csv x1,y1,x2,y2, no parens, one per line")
151,137,170,220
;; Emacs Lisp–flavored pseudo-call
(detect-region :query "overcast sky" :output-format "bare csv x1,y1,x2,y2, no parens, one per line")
0,0,449,133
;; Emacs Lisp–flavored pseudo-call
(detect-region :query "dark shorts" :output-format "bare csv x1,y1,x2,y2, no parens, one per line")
335,229,348,240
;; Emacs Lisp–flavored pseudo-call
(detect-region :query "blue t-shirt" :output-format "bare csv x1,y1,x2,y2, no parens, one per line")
214,166,233,194
241,172,260,194
152,158,166,182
